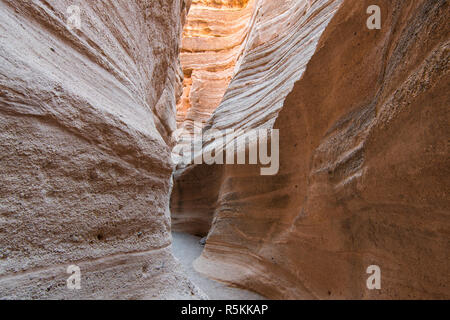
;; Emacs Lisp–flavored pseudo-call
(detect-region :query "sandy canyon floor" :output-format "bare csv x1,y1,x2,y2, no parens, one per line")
172,232,265,300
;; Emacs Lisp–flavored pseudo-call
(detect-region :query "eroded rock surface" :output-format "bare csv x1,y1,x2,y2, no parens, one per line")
177,0,254,133
172,0,343,235
0,0,205,299
174,0,450,299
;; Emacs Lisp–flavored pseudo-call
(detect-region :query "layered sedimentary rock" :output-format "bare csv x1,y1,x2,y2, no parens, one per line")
0,0,205,299
176,0,254,133
174,0,450,299
172,0,343,234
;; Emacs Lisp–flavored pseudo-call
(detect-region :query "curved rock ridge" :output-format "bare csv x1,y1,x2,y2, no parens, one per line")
0,0,205,299
175,0,450,299
176,0,256,134
206,0,344,132
172,0,343,235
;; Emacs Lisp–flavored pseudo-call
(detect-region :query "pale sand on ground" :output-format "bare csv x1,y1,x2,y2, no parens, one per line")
171,232,266,300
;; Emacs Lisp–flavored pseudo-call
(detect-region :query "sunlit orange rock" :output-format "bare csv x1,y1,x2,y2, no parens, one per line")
176,0,255,134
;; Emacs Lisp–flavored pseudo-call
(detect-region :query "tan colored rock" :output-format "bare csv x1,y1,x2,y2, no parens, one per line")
172,0,343,234
0,0,205,299
176,0,255,133
175,0,450,299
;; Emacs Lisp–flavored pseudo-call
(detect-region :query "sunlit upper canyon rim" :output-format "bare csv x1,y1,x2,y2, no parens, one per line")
0,0,448,300
177,0,253,134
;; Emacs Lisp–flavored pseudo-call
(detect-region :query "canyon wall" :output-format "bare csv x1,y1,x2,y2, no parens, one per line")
172,0,344,235
176,0,254,132
174,0,450,299
0,0,205,299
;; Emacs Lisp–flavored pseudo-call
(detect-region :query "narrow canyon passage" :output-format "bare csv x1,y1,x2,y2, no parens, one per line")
171,0,450,300
171,232,265,300
0,0,448,301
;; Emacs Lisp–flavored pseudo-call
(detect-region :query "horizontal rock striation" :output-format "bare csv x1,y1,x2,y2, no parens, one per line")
176,0,255,134
0,0,205,299
175,0,450,299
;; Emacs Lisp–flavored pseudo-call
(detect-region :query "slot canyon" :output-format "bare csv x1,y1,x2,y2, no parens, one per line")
0,0,449,300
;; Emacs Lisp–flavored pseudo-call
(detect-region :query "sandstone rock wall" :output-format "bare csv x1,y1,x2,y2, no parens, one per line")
0,0,205,299
175,0,450,299
176,0,254,133
172,0,344,235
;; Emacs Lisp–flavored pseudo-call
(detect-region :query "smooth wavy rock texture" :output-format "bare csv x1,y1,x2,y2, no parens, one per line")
176,0,254,133
0,0,206,299
172,0,343,235
174,0,450,299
